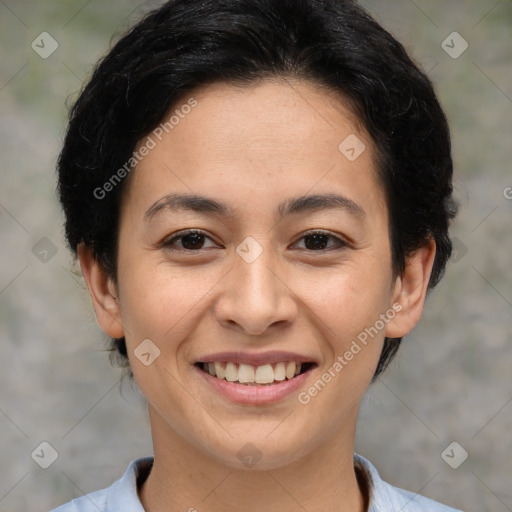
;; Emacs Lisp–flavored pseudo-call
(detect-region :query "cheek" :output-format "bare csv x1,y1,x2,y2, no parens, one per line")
299,261,393,337
116,255,218,343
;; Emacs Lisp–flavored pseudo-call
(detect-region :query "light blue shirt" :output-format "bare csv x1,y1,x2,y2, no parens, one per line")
50,454,463,511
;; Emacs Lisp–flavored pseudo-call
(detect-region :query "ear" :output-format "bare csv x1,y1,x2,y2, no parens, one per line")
77,244,125,339
385,238,436,339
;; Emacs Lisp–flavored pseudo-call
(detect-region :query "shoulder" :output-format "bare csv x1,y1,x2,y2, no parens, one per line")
50,488,107,512
354,453,465,512
380,482,464,512
49,457,154,512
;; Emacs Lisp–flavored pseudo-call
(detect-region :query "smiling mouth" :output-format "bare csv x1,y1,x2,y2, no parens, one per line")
196,361,316,385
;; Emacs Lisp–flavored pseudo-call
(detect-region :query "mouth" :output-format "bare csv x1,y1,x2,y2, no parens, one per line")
195,361,317,386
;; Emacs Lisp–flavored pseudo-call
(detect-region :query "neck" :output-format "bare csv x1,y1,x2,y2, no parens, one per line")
139,406,367,512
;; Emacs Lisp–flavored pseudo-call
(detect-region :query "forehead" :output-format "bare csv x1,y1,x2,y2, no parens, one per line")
122,79,387,224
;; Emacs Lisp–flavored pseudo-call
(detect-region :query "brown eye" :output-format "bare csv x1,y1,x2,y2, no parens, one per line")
293,231,347,252
163,230,218,251
180,232,206,249
304,233,330,250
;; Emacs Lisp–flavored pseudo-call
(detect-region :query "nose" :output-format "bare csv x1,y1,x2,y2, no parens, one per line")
213,240,298,336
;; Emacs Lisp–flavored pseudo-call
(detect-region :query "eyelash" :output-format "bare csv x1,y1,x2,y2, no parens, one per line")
162,229,348,253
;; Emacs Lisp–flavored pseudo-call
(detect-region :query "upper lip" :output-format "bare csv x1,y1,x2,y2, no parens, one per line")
195,351,317,367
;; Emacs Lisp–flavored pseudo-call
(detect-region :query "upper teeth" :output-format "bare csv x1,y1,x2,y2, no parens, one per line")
204,362,302,384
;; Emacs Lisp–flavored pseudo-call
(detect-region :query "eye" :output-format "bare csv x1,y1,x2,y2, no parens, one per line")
292,231,348,252
162,229,219,251
162,229,348,253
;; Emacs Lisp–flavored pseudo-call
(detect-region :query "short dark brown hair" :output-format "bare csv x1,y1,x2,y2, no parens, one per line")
57,0,457,379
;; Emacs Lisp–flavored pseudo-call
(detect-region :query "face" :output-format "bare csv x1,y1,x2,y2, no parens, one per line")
82,79,432,470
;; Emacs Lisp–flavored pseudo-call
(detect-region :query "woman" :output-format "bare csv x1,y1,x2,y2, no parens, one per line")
53,0,461,510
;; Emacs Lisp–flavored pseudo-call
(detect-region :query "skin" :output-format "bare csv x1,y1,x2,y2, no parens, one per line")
78,78,435,512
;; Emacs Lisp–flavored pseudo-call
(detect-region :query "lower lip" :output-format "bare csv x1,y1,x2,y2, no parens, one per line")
194,365,314,405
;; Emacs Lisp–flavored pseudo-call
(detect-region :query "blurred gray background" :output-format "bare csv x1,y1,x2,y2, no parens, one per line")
0,1,511,511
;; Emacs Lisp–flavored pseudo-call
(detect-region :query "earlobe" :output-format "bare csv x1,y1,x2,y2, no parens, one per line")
77,244,125,339
385,238,436,339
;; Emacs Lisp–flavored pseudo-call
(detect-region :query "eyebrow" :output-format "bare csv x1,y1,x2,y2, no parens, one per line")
144,192,366,221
